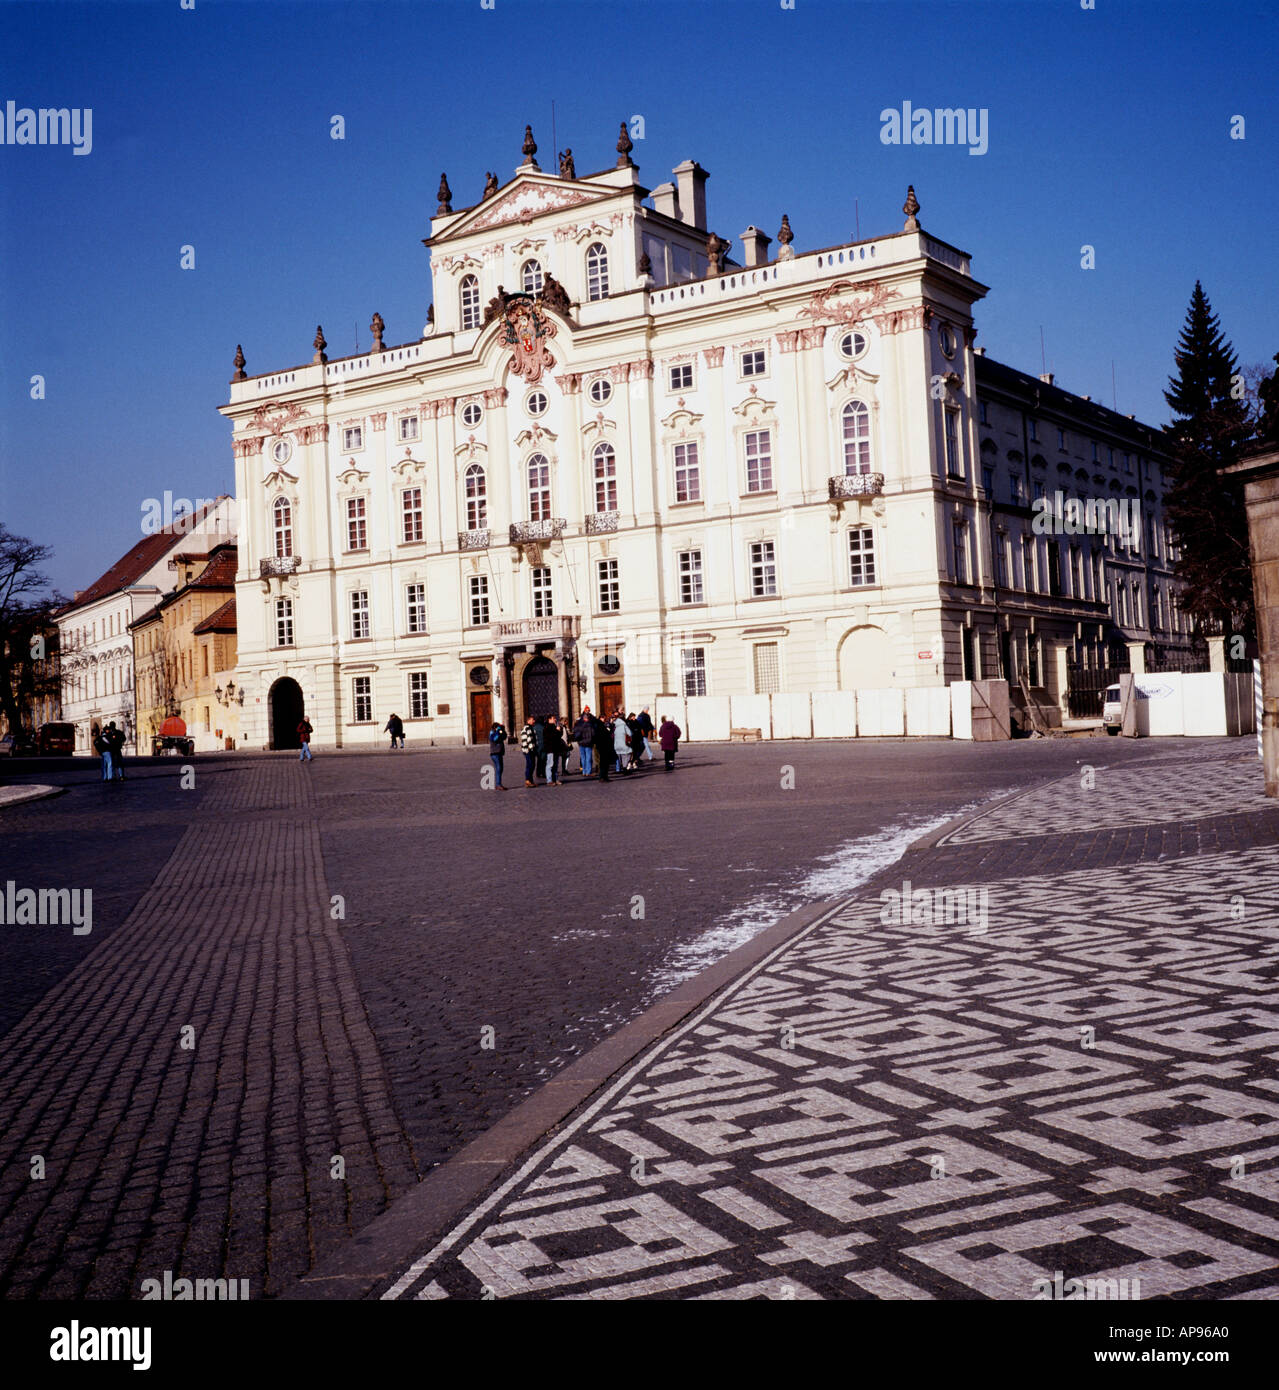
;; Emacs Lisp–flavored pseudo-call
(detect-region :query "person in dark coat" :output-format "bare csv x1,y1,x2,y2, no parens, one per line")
573,709,594,777
543,715,566,785
487,721,509,790
589,712,612,782
297,715,314,761
105,721,125,779
520,715,539,787
658,715,681,771
383,713,405,749
93,723,112,782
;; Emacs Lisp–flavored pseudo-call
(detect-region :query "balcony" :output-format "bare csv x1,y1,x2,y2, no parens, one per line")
492,615,581,644
828,473,885,499
458,529,491,551
585,510,619,534
259,555,300,577
510,518,566,545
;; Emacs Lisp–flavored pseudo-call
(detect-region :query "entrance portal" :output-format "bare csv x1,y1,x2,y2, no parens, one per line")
469,689,492,743
597,680,623,719
522,655,560,720
269,677,304,749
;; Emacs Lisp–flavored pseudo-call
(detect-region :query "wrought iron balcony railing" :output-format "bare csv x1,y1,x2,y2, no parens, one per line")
458,529,491,551
260,555,301,577
510,518,566,544
585,510,619,534
828,472,885,499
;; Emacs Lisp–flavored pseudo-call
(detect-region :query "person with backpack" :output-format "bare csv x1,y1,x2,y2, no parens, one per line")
105,722,125,780
487,720,509,790
659,715,682,771
93,723,112,782
383,713,405,749
297,714,314,761
572,708,594,778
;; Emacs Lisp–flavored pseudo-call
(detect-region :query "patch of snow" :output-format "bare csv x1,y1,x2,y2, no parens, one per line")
644,791,1015,1000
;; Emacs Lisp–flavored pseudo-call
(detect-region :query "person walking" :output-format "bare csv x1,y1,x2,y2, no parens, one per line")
520,714,539,787
590,710,612,782
625,712,645,773
612,712,632,774
573,708,594,778
659,714,681,771
383,712,405,749
297,714,314,761
93,723,112,782
488,720,509,790
106,722,126,780
544,715,566,786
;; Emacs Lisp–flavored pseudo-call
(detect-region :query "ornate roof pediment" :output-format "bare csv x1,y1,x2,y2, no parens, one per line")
435,175,611,241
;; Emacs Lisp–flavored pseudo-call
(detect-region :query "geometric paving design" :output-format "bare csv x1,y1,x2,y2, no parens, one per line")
383,754,1279,1299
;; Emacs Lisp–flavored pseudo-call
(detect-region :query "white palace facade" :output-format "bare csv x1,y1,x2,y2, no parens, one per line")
222,126,1185,747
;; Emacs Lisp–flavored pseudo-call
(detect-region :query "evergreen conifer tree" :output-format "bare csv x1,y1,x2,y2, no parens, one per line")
1162,281,1254,637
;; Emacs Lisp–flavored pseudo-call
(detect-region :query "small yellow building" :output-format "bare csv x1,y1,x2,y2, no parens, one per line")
130,544,238,752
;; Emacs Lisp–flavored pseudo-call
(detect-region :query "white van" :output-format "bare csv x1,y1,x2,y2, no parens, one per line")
1102,684,1122,733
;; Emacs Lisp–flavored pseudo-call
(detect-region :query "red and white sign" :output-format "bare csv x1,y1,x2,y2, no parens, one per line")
917,650,934,661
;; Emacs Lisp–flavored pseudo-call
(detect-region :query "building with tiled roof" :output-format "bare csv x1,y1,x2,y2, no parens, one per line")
58,498,236,753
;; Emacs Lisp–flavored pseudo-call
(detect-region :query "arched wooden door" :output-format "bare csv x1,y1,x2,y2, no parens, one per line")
522,655,560,720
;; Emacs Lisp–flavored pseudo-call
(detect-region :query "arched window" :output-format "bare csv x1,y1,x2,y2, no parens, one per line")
527,453,551,521
521,259,544,295
842,399,872,475
586,243,609,301
464,464,487,529
273,497,293,557
460,274,480,330
593,442,617,511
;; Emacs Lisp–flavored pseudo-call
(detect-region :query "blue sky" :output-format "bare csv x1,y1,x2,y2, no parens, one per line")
2,0,1277,596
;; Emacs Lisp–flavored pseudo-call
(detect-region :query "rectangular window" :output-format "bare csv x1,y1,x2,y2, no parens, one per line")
1069,545,1082,597
749,540,777,597
994,535,1009,588
981,465,994,495
952,522,968,584
274,597,294,647
467,575,489,627
668,363,693,392
740,349,766,378
597,558,620,613
979,399,989,425
399,416,419,442
1123,452,1132,474
1028,419,1038,441
848,527,876,586
673,442,701,502
744,429,773,492
1022,537,1036,591
753,642,780,695
532,565,553,618
1091,441,1099,462
346,496,367,551
678,549,703,605
1009,472,1023,505
681,646,707,697
202,646,209,677
406,582,427,634
1057,427,1066,450
352,676,372,723
408,672,429,719
1091,551,1104,601
350,589,370,640
402,487,423,542
944,410,961,476
343,426,363,451
1033,480,1045,502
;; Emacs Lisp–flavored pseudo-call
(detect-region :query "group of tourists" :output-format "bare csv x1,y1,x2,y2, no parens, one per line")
91,721,126,782
487,707,683,791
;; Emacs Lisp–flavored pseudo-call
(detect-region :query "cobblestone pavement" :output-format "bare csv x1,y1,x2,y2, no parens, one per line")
379,746,1279,1300
0,736,1263,1299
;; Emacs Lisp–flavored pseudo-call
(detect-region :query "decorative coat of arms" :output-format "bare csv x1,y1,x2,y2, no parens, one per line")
500,292,557,385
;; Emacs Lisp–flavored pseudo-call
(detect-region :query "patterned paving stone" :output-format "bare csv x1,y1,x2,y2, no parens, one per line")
382,750,1279,1300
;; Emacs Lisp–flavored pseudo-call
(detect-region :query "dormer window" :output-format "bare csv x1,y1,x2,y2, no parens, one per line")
521,259,544,294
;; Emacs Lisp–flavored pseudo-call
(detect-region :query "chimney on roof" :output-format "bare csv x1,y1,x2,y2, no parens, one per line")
1039,372,1054,386
1082,394,1091,401
739,226,772,268
672,160,708,230
650,182,680,220
975,346,986,356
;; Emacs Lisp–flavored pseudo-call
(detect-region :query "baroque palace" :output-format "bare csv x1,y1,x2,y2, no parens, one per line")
222,124,1186,747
